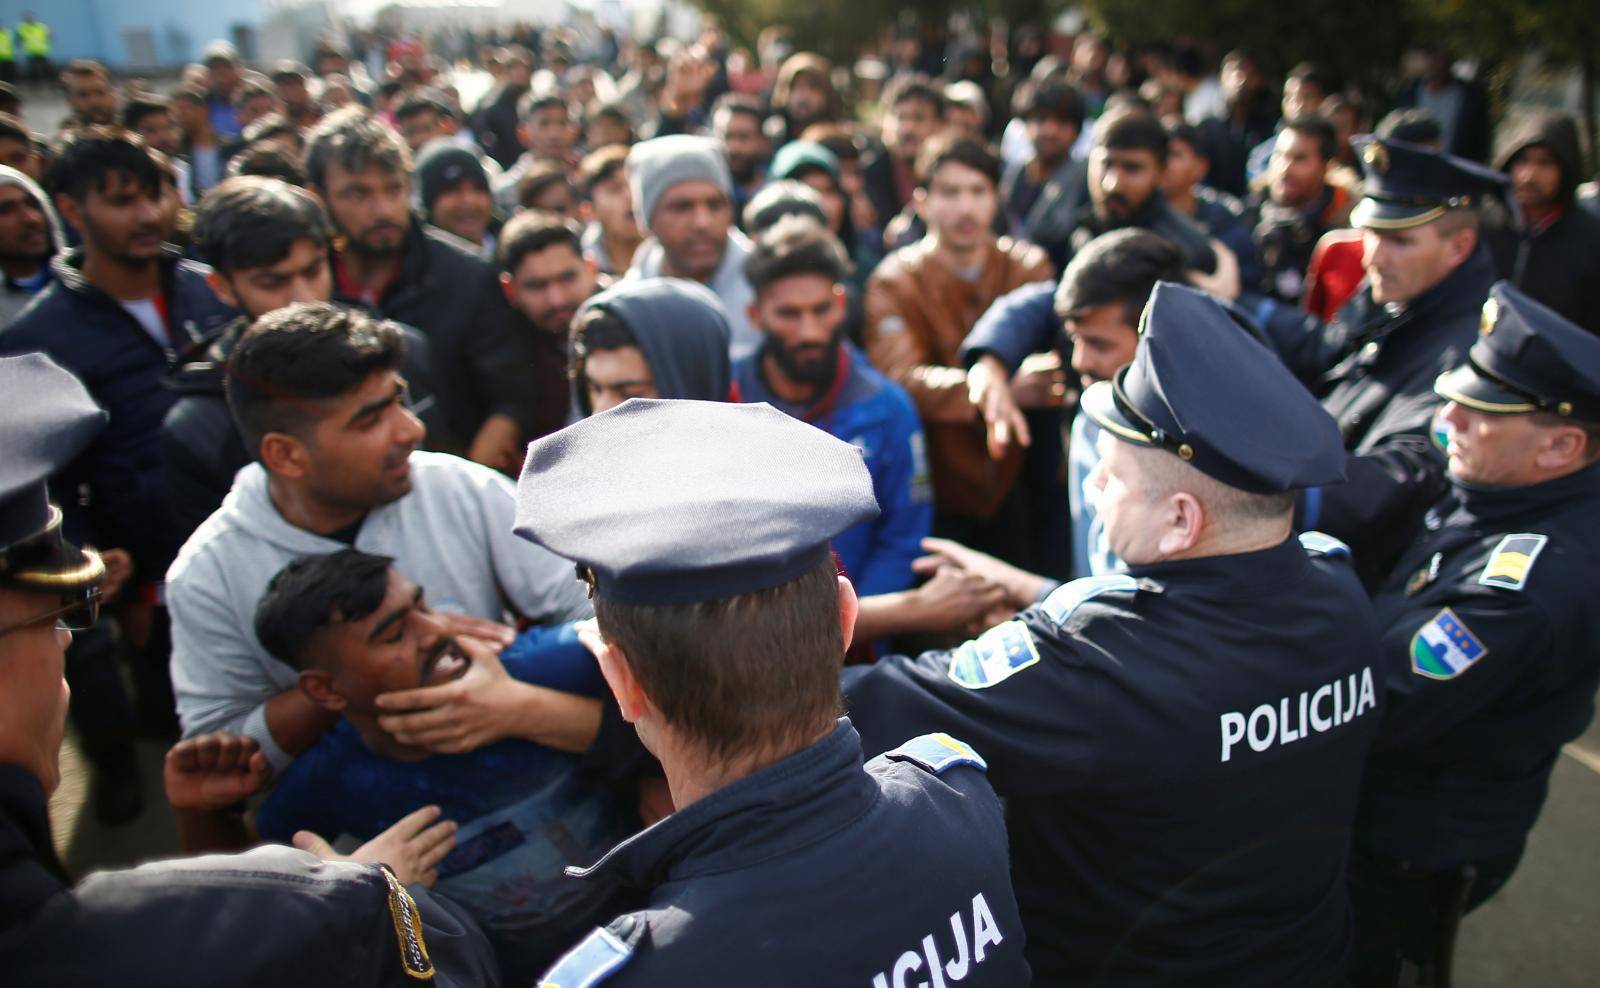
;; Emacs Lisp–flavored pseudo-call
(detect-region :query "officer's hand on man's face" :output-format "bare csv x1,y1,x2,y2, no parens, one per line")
373,636,518,753
430,611,514,652
163,732,272,811
294,804,457,887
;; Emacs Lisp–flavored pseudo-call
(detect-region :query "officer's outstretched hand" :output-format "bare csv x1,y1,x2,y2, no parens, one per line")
375,636,518,754
163,733,272,811
294,805,458,887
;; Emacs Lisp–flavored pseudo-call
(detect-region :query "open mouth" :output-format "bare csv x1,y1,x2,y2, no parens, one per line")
419,639,471,685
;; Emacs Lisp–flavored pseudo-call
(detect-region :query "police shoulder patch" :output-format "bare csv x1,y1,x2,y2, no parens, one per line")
379,865,434,980
1478,533,1548,592
1299,531,1351,559
1409,607,1489,680
886,732,988,775
538,917,640,988
947,619,1042,690
1039,573,1140,628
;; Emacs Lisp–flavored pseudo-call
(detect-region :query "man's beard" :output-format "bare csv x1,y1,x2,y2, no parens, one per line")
767,334,841,388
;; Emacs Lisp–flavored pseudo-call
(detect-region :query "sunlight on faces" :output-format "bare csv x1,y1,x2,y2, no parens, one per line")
429,177,494,246
918,160,997,253
1362,220,1474,306
752,273,847,384
1065,303,1139,389
58,172,169,265
1509,145,1562,217
322,161,410,256
212,238,332,320
0,184,51,264
1439,402,1589,487
276,370,426,513
585,346,658,413
1089,146,1160,223
1161,136,1208,202
503,241,595,334
1089,433,1184,566
0,587,76,794
884,97,941,162
589,172,639,238
650,180,731,281
1269,129,1328,209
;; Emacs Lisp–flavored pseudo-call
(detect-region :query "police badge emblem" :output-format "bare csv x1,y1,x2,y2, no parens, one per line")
1410,608,1488,680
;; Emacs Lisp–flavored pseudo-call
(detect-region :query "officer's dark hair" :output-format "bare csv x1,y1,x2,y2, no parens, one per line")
1286,62,1335,97
882,74,945,118
516,159,577,211
121,95,172,132
226,302,407,458
0,113,29,146
1281,114,1339,162
498,210,584,275
518,88,570,121
1164,120,1206,159
1375,108,1443,147
227,142,309,186
304,106,411,190
193,176,331,274
577,143,628,198
571,306,640,416
1012,79,1086,129
1056,229,1186,326
742,179,827,235
745,214,850,294
242,112,302,149
232,79,278,112
1095,108,1169,165
592,554,843,767
255,549,396,670
394,89,455,123
48,126,163,202
915,133,1000,189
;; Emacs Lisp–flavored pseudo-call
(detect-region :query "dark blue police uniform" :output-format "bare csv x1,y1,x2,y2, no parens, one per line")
1348,284,1600,985
0,353,499,988
1248,137,1508,585
846,284,1385,986
511,399,1031,986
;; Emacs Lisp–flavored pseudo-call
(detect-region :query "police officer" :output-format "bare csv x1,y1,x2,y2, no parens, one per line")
0,353,499,986
513,399,1030,986
1248,135,1507,584
846,283,1384,986
1348,283,1600,986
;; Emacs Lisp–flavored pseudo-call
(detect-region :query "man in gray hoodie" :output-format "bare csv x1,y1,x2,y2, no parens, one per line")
0,162,60,326
167,301,592,771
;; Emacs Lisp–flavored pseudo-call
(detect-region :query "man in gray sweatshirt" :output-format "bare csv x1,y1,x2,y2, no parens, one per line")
167,301,591,770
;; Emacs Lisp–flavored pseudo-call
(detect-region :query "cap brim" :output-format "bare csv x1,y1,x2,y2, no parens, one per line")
1351,197,1446,230
1434,364,1538,414
1080,379,1153,448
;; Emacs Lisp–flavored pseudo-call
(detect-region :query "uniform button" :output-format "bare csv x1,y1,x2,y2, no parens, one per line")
1362,341,1380,357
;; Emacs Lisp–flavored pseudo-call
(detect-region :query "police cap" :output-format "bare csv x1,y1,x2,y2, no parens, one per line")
0,353,107,592
513,398,880,604
1080,282,1347,494
1350,134,1508,230
1435,281,1600,422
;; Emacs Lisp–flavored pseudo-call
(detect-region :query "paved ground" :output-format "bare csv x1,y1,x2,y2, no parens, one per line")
24,68,1600,985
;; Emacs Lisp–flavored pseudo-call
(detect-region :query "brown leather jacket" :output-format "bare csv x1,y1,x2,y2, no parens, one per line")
864,236,1053,519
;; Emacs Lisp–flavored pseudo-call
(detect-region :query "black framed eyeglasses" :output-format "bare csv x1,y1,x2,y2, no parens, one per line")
0,584,102,639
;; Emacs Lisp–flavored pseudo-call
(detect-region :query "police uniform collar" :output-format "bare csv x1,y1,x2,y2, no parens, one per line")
569,721,875,889
1450,458,1600,527
1124,535,1315,599
0,763,70,924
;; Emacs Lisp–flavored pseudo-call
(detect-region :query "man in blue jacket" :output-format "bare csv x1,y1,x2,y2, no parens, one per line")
734,215,931,597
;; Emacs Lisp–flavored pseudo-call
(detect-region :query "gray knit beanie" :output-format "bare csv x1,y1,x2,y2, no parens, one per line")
626,135,733,230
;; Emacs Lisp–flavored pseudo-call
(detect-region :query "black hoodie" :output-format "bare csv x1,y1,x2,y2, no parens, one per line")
1486,112,1600,333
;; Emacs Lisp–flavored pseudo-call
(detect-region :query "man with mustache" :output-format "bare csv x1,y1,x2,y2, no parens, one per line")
863,133,1052,566
307,106,536,473
243,549,638,982
166,302,591,778
497,212,599,441
622,134,760,360
733,215,931,597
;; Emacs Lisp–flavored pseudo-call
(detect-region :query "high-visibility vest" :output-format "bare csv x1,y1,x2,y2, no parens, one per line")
18,22,48,57
0,30,14,62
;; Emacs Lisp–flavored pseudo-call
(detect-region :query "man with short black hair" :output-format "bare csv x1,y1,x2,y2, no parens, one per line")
736,215,930,596
167,301,591,772
493,88,578,207
306,106,535,471
171,85,233,196
1250,114,1353,302
517,399,1030,986
577,143,640,276
864,133,1052,564
165,175,442,539
1162,120,1258,286
122,94,190,203
712,92,769,220
1069,107,1218,273
59,59,116,128
861,74,946,231
1002,78,1087,268
498,211,599,439
0,112,39,181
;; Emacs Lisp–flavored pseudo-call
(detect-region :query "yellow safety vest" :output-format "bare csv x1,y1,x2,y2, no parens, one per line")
0,30,13,61
18,22,48,57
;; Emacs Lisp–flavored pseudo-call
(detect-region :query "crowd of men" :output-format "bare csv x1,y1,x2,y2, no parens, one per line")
2,15,1600,986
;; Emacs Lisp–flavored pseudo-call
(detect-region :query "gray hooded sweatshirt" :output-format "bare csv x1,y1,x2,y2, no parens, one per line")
166,451,593,769
0,164,64,327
